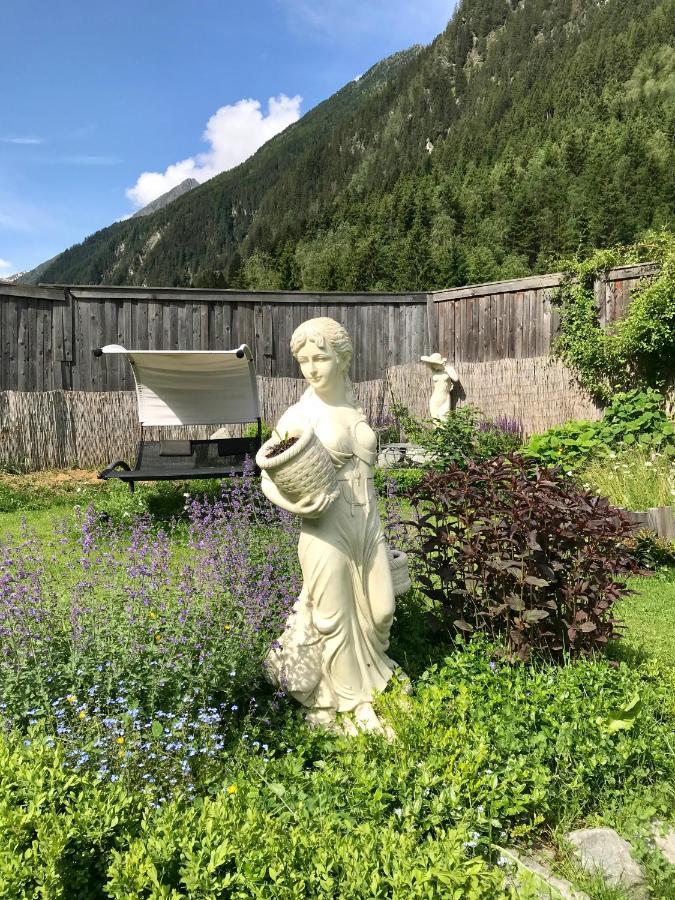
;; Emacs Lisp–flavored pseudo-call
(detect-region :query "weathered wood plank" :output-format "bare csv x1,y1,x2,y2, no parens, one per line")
478,295,490,361
426,293,438,353
34,301,44,391
179,301,192,350
527,290,538,358
200,301,209,350
505,293,516,359
1,296,11,389
539,288,552,355
433,273,563,302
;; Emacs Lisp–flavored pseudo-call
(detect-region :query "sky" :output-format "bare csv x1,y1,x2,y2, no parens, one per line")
1,0,455,276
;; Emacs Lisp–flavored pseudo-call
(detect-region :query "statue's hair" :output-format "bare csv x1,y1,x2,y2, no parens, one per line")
290,317,359,407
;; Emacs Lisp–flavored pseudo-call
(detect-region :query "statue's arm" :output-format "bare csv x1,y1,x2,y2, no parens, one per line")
261,470,334,519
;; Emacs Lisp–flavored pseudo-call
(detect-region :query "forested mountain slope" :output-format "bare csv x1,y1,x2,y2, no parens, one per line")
42,0,675,290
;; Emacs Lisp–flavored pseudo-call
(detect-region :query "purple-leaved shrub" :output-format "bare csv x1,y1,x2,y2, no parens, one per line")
409,454,641,660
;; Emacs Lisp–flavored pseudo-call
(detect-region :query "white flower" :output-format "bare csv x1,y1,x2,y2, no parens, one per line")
394,808,402,818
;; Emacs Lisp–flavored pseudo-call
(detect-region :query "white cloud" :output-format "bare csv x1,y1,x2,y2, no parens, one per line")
0,258,13,269
126,94,302,209
0,136,43,145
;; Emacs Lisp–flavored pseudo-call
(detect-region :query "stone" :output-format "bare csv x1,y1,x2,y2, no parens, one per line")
567,827,647,898
260,317,405,736
505,849,589,900
377,442,430,467
652,822,675,865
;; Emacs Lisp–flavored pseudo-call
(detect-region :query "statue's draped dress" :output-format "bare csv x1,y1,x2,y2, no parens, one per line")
265,393,397,712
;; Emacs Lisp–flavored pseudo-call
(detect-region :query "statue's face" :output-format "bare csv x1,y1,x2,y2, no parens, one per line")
296,339,341,395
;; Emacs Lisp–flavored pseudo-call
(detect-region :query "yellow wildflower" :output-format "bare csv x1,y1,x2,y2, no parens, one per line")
116,736,125,745
227,784,237,795
66,695,77,704
154,633,161,642
78,710,86,720
118,749,125,758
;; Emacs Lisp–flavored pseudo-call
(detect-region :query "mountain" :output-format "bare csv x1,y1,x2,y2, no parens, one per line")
0,271,27,284
15,179,201,285
13,255,61,286
132,178,199,218
40,0,675,290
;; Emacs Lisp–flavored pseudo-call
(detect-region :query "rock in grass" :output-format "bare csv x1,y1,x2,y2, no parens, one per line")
652,822,675,865
503,848,589,899
567,827,647,899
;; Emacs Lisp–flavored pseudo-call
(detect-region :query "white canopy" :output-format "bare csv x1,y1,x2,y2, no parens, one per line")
99,345,260,426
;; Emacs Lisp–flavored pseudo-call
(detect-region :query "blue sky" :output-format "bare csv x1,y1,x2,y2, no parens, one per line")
1,0,455,276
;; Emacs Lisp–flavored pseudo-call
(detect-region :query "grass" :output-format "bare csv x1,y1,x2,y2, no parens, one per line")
612,572,675,667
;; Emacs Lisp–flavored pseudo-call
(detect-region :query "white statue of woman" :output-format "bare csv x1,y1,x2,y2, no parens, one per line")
420,352,459,420
261,317,402,735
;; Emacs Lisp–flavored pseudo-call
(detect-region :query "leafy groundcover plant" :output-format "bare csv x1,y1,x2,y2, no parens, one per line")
1,643,674,898
523,388,675,471
409,454,640,660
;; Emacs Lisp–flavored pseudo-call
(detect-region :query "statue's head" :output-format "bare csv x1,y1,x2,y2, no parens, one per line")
291,317,352,371
290,317,355,403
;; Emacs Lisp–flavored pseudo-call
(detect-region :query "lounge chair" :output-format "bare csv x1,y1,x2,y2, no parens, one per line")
95,344,261,492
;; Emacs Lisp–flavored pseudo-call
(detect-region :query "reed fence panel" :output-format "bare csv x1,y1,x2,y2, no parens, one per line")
1,358,605,472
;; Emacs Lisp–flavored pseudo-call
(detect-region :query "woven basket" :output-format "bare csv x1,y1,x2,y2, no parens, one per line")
256,428,338,503
388,547,412,596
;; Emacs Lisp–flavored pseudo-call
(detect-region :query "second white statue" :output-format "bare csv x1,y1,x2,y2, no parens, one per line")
257,317,404,735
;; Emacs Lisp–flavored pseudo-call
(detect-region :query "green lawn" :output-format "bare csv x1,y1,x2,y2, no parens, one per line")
613,573,675,667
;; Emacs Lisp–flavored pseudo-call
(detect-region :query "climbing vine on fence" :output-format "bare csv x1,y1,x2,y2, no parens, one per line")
553,230,675,402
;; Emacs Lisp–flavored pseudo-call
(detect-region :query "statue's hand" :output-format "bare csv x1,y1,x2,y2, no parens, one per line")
294,491,335,518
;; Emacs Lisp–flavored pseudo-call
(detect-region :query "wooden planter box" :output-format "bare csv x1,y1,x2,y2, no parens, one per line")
622,506,675,540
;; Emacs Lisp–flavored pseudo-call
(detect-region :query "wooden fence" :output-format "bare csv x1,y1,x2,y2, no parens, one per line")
0,262,656,391
432,264,658,363
0,285,430,389
0,262,661,471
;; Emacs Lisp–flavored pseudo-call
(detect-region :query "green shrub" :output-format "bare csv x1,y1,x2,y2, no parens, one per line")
522,419,602,470
244,420,272,443
409,455,639,660
2,645,675,897
398,405,523,471
625,531,675,572
553,231,675,400
374,466,425,494
600,388,675,453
